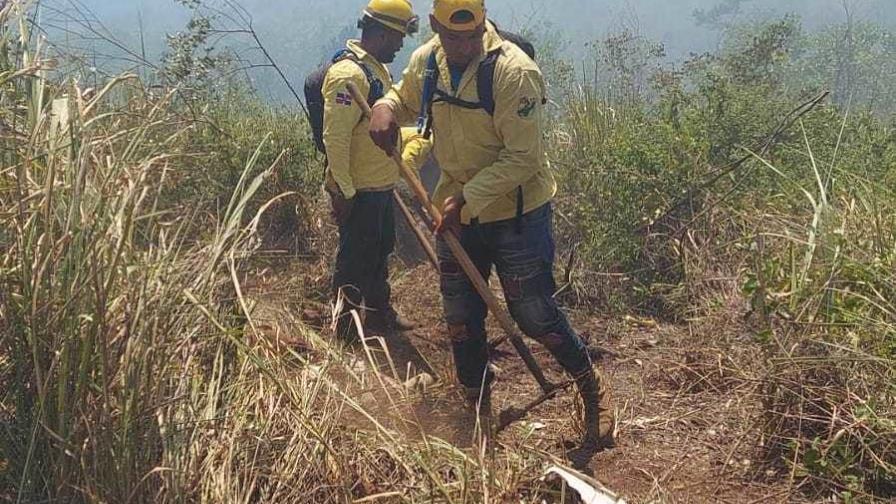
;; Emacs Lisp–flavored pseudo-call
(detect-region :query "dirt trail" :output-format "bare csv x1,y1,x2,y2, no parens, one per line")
248,258,804,503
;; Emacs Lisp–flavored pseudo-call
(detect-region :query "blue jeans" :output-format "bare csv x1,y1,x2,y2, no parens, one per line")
437,203,591,389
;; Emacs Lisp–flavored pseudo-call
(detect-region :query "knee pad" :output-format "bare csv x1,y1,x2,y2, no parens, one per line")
441,277,487,329
535,332,566,351
507,295,565,338
447,323,488,344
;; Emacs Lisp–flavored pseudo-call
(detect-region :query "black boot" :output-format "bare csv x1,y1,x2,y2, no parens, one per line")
333,312,360,342
365,307,416,334
462,385,492,414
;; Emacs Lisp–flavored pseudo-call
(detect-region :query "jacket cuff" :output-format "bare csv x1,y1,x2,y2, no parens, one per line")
338,184,357,200
326,177,356,200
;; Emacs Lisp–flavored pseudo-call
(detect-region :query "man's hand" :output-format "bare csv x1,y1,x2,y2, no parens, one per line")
328,190,355,226
436,194,465,236
368,103,400,157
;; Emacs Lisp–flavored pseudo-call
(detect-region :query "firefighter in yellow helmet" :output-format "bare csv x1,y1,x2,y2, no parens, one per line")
367,0,615,454
322,0,429,340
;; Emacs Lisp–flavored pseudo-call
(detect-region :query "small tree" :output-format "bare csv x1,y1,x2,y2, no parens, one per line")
161,0,233,88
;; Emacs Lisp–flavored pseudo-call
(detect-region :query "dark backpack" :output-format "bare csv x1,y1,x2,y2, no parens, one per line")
304,49,385,154
416,23,538,138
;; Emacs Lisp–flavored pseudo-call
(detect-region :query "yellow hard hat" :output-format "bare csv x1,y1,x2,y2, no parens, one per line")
362,0,419,35
432,0,485,31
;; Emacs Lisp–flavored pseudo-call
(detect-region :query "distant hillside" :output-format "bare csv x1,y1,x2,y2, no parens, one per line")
59,0,896,101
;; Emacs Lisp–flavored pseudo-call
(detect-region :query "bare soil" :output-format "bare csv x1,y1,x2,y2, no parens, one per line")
246,255,808,504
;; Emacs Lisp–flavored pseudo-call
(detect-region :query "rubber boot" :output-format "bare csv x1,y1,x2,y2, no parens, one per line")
576,367,616,450
365,307,416,334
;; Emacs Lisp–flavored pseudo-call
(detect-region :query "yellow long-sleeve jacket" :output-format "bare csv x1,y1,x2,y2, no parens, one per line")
377,23,555,224
322,40,397,198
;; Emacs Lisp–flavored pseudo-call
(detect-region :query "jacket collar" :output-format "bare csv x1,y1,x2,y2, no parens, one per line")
346,39,389,78
482,21,504,53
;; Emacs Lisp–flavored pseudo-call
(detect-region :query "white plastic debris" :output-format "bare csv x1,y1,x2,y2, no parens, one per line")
403,373,436,391
544,466,626,504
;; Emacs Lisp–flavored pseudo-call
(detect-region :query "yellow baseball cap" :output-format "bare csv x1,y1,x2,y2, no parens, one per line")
432,0,485,31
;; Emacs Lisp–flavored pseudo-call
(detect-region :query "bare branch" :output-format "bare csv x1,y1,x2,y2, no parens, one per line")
38,0,158,70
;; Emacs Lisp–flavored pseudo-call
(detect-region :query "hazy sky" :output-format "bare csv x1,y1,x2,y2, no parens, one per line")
45,0,896,100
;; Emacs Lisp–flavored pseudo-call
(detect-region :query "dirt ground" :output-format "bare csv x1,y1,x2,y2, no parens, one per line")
247,254,808,504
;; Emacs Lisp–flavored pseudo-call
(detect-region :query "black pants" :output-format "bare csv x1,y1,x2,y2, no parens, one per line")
332,190,395,314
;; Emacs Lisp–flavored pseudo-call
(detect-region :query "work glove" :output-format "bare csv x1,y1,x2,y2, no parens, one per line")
328,189,355,226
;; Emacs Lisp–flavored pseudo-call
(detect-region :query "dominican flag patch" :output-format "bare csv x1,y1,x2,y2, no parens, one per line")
335,92,353,106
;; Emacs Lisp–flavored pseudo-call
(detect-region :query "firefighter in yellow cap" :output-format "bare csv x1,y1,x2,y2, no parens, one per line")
368,0,615,453
321,0,429,340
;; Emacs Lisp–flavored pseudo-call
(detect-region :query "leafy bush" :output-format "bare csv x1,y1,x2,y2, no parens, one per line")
176,86,322,248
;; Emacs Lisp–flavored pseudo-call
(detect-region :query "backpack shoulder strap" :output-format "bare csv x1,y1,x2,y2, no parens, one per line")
330,48,352,63
332,50,384,105
417,51,440,136
418,45,505,132
476,48,502,117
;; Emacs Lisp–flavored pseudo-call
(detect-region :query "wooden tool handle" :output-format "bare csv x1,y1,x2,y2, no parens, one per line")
392,189,438,269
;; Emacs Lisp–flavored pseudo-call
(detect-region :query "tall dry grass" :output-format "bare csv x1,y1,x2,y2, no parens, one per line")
0,2,283,499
